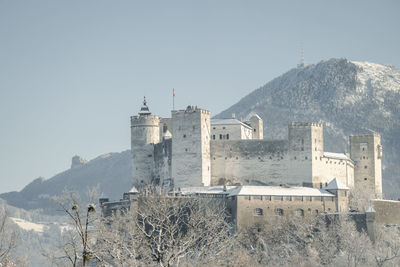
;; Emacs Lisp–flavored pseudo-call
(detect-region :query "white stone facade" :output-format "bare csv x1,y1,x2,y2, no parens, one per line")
130,99,382,198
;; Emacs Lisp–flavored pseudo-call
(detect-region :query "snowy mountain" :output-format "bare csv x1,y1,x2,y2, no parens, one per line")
0,151,132,213
216,58,400,198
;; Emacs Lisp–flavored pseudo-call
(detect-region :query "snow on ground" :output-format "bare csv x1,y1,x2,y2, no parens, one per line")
9,217,45,233
351,61,400,94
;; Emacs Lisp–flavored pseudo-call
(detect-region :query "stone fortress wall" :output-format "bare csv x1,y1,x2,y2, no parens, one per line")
130,98,382,199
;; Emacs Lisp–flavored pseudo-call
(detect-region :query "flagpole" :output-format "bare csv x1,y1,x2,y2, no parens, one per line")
173,88,175,111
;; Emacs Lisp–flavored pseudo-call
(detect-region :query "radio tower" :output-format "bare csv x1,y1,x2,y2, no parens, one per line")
297,45,306,68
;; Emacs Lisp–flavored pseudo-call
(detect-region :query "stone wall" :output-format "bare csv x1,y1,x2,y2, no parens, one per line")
171,107,211,187
228,194,336,231
372,199,400,225
210,140,311,186
153,139,172,186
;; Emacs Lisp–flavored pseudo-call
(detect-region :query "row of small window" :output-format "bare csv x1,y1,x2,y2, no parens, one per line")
212,134,230,140
243,195,335,202
213,126,226,130
254,208,322,217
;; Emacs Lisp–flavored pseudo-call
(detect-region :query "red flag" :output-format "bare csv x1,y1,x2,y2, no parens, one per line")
173,88,175,97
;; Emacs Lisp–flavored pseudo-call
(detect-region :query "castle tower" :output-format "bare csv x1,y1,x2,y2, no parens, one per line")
288,122,324,187
130,97,160,186
350,133,382,199
171,106,211,187
249,114,263,140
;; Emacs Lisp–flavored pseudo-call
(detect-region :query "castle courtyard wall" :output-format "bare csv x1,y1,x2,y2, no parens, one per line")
210,140,313,186
229,194,336,231
372,199,400,225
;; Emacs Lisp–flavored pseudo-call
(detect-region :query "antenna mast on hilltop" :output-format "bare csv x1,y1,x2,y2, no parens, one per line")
297,45,306,68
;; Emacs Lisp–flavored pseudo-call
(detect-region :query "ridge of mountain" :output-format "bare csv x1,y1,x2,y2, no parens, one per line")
0,150,132,213
216,58,400,198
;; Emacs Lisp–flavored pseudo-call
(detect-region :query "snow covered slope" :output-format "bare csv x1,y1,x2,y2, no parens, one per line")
216,58,400,198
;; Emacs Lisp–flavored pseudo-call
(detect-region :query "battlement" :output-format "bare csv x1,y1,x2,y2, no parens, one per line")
172,106,210,116
131,115,160,127
289,122,323,127
349,133,380,138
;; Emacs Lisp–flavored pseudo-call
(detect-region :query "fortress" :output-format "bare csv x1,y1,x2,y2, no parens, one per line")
130,98,382,199
100,97,400,235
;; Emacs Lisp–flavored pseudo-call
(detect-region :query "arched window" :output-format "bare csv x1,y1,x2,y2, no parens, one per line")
276,208,284,216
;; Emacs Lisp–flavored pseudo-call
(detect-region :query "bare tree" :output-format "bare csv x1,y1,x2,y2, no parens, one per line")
52,189,100,266
330,215,374,267
96,189,234,267
373,224,400,267
0,208,17,267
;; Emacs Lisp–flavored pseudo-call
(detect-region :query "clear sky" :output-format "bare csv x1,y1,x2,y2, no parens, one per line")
0,0,399,193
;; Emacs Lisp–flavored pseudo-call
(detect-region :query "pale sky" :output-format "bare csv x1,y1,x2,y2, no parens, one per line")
1,0,399,193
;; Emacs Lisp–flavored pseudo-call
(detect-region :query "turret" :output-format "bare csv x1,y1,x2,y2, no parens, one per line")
288,122,324,187
350,133,382,199
171,106,211,187
248,114,263,140
131,97,160,186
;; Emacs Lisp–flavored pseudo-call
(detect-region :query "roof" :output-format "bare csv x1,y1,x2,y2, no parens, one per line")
211,119,252,129
179,185,334,197
129,186,139,193
227,185,334,197
179,186,235,195
323,152,350,161
324,178,349,190
244,113,262,122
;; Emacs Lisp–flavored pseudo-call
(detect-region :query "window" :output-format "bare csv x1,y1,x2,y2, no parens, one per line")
193,126,195,130
219,134,223,140
364,177,368,181
305,156,308,160
264,196,271,200
185,148,188,152
223,127,226,129
276,208,284,216
254,208,263,216
253,195,262,200
244,195,251,200
294,196,303,201
364,166,368,169
284,196,292,201
315,210,319,215
212,127,216,130
254,129,256,132
183,134,186,138
227,134,230,140
304,196,312,201
212,135,216,140
273,196,283,201
296,209,304,217
314,196,322,201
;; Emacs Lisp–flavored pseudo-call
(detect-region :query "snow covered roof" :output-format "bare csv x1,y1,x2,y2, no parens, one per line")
179,186,235,195
211,119,252,129
323,152,350,161
227,186,334,197
324,178,349,190
244,113,262,122
129,186,139,193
